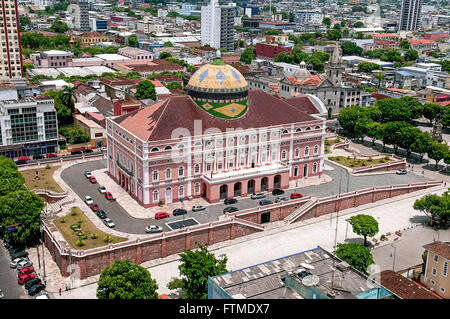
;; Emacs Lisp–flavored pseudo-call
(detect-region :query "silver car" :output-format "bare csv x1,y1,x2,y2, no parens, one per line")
251,193,266,199
103,218,115,228
10,257,27,268
192,205,206,212
98,185,107,194
85,195,93,205
275,196,288,203
145,225,163,233
16,260,33,270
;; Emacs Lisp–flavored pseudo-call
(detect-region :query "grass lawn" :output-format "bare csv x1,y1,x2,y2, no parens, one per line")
54,207,127,250
325,137,342,154
195,99,248,119
328,155,394,168
21,165,64,193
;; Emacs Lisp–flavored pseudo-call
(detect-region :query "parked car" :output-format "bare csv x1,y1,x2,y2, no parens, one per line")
192,205,206,212
18,156,30,161
105,192,114,200
28,283,45,296
173,208,187,216
33,154,44,160
90,203,99,211
8,246,25,255
10,257,27,268
15,160,27,165
46,153,57,158
259,200,273,206
89,176,97,183
275,196,288,203
70,150,82,155
145,225,163,233
396,169,407,175
223,206,239,214
272,188,285,196
290,193,303,199
224,198,237,205
84,171,92,179
25,278,41,290
103,218,115,228
11,251,28,261
18,273,35,285
16,261,33,271
84,196,93,205
18,266,34,276
96,210,107,219
251,193,266,199
100,147,107,152
98,185,107,194
83,149,93,153
0,288,4,299
155,212,170,220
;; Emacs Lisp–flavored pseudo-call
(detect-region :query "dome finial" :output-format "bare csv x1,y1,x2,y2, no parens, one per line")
216,49,221,59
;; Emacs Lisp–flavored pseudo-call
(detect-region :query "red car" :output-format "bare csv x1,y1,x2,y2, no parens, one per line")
18,156,30,161
90,202,99,211
155,212,170,220
290,193,303,199
18,273,35,285
105,192,114,200
18,267,34,277
46,153,57,158
89,176,97,183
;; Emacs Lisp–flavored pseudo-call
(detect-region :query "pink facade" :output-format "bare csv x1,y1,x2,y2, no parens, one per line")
106,116,325,208
34,51,74,68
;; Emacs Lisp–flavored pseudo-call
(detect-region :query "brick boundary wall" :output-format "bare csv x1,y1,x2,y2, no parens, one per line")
42,181,443,279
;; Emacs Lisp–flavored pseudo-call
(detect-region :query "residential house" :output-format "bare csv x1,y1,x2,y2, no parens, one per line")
421,241,450,299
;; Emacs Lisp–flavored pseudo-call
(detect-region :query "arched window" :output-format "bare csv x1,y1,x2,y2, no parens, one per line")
295,128,302,132
153,190,159,202
314,145,319,154
282,129,289,135
313,162,318,174
164,145,172,151
194,141,202,147
177,144,185,149
305,146,310,156
295,148,300,158
166,168,171,179
178,185,184,197
281,150,287,160
305,126,312,131
194,182,200,195
293,165,299,177
152,170,158,181
194,163,200,174
314,125,321,130
178,166,184,177
150,147,159,152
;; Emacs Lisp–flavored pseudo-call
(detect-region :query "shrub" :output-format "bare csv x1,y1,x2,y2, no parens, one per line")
71,208,77,216
45,164,51,169
379,159,385,163
380,234,386,241
91,233,98,239
104,234,113,243
368,157,373,162
159,200,164,207
336,136,341,142
78,217,83,224
384,155,390,160
76,239,85,247
361,161,366,166
350,162,356,167
325,138,331,146
60,217,65,223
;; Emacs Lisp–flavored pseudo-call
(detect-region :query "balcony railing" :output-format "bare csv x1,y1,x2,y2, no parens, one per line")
116,160,133,177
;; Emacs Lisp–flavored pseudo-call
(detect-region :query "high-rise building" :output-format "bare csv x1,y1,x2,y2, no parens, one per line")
68,0,90,32
399,0,422,31
201,0,235,51
0,0,24,81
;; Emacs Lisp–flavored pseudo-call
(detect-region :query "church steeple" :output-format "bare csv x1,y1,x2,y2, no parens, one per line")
325,42,343,87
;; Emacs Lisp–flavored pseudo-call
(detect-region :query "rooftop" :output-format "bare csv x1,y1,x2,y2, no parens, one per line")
378,270,440,299
423,241,450,260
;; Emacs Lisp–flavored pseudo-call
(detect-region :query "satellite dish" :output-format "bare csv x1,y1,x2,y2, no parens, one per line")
302,275,320,287
300,263,315,270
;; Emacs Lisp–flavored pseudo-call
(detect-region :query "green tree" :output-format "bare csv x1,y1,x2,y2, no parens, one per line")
382,121,413,153
159,51,172,60
422,103,442,125
167,243,227,299
376,98,412,122
49,21,69,33
135,80,156,100
338,105,362,137
335,243,374,275
0,189,45,246
128,34,138,47
165,81,182,90
322,17,331,28
436,60,450,73
443,107,450,127
58,125,89,144
399,39,411,50
19,15,31,26
97,259,159,299
427,141,449,169
413,191,450,228
353,21,364,28
124,71,142,79
396,126,422,157
358,61,380,73
0,165,26,197
411,131,433,163
341,41,363,56
163,41,173,47
404,49,418,62
61,86,76,113
366,122,382,146
326,29,342,41
240,46,256,64
349,214,379,247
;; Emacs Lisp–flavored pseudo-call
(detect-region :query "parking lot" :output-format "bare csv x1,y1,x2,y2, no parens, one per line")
59,158,432,236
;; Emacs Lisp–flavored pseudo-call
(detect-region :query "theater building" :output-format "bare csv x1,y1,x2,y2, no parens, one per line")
105,58,327,207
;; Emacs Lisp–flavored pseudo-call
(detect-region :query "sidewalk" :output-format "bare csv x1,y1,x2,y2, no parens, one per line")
46,185,446,299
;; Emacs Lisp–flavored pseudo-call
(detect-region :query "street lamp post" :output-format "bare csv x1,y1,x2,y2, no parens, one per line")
391,244,397,271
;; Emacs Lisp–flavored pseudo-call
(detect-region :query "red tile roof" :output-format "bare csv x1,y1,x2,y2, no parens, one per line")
113,90,321,142
378,270,440,299
423,241,450,260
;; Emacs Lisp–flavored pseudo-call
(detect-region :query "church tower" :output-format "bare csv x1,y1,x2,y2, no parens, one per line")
325,42,344,87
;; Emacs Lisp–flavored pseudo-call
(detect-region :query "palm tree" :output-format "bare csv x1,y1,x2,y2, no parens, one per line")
376,72,383,87
61,86,77,113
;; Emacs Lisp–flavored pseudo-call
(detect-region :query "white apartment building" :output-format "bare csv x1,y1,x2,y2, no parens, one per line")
0,0,23,80
67,0,90,32
399,0,422,31
294,10,323,25
33,0,55,10
137,20,165,35
201,0,235,51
